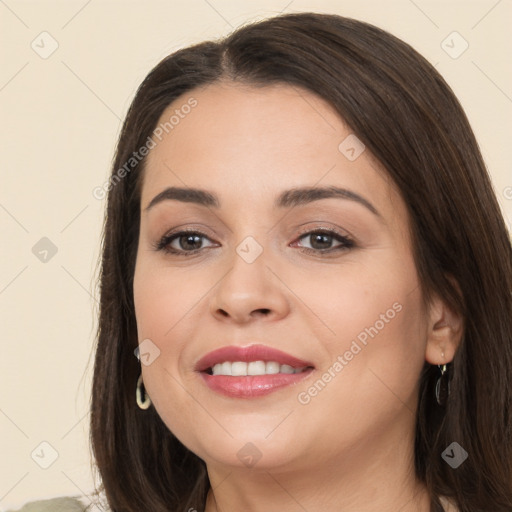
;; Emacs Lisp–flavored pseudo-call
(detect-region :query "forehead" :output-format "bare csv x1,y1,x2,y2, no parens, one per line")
140,82,404,222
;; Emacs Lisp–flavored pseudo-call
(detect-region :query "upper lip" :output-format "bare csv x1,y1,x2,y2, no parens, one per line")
195,344,314,372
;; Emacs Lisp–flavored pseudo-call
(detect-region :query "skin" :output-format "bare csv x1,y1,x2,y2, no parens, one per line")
133,82,463,512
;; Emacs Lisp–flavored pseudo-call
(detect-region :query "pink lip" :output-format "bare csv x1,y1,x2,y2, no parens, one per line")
195,344,315,399
195,344,314,372
199,370,314,398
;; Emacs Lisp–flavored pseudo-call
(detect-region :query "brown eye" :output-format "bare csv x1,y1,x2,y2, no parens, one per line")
176,234,204,251
294,229,354,255
306,232,335,250
155,231,216,255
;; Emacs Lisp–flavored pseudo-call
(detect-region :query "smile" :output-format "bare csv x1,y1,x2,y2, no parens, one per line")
195,344,315,398
209,361,308,376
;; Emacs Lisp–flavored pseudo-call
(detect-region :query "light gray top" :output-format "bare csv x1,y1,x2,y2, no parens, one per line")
6,497,90,512
7,495,459,511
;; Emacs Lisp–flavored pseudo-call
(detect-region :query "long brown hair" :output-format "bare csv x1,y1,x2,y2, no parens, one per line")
91,12,512,512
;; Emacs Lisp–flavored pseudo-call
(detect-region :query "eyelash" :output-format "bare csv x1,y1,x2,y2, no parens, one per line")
153,227,355,257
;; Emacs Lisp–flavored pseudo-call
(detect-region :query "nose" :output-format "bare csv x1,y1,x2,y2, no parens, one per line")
209,245,290,324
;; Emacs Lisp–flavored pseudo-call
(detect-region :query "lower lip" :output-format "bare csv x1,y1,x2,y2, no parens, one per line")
199,369,314,398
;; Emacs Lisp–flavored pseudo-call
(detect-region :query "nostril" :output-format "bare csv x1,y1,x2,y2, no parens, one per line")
215,308,271,319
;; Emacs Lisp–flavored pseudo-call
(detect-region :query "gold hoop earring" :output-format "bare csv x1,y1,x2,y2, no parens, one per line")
136,374,151,410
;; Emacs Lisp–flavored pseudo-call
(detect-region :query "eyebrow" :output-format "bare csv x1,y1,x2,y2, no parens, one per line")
144,186,380,217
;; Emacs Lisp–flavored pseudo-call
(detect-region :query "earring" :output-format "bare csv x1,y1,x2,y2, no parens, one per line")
435,364,450,406
136,374,152,410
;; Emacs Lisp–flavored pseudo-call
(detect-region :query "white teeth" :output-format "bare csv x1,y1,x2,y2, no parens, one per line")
231,362,248,376
247,360,266,375
266,361,280,374
221,361,232,376
210,361,308,376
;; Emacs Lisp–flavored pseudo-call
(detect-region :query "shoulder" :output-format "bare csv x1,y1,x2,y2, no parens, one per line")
439,496,459,512
5,497,93,512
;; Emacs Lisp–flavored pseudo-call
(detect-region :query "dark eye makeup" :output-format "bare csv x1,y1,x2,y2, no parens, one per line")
152,227,355,258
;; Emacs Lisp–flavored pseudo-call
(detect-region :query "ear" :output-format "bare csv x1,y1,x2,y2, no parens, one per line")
424,281,464,365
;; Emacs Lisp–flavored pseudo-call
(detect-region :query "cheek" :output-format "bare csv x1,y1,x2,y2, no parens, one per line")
133,263,209,442
289,278,426,458
293,249,426,390
132,262,198,402
133,261,207,347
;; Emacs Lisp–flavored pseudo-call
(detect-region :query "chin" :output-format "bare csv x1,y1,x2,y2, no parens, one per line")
199,440,304,472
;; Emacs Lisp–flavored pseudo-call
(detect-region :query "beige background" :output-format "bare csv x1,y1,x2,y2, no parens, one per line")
0,0,510,509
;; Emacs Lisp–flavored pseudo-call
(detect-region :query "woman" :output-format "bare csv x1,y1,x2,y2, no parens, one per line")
86,12,511,512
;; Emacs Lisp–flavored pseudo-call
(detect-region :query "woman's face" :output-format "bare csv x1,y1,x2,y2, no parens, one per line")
133,82,430,473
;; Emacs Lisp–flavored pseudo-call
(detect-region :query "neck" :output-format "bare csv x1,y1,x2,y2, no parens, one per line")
205,467,430,512
204,411,430,512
